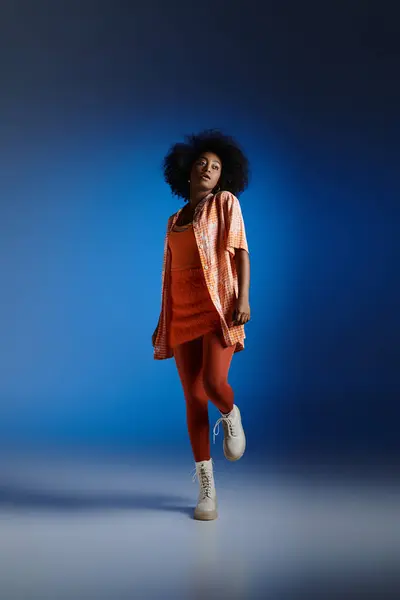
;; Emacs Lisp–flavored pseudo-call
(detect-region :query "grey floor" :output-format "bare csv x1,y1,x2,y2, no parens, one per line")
0,450,398,599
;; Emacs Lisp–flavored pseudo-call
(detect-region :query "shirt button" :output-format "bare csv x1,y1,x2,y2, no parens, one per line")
204,265,208,270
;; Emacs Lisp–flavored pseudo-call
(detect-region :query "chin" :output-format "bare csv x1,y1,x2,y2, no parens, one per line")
196,182,213,192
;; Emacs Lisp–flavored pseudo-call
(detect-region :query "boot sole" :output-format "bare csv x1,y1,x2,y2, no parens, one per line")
194,509,218,521
225,451,245,461
224,439,246,461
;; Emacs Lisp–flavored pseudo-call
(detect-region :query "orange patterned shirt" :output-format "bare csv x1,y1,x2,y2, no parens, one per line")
153,190,249,360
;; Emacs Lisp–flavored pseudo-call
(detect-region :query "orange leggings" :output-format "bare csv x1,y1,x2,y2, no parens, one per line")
174,331,235,462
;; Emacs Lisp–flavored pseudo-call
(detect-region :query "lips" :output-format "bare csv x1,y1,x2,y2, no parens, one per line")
201,174,211,180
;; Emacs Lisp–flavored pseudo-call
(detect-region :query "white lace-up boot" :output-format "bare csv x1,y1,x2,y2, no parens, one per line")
213,404,246,461
192,458,218,521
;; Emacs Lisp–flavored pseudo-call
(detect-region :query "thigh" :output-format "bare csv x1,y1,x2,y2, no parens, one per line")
202,331,235,383
174,337,206,398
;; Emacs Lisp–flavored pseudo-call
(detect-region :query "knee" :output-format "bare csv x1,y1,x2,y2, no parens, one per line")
203,373,224,399
184,384,208,410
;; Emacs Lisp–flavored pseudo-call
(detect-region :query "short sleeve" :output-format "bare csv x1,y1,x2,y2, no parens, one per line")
224,193,249,257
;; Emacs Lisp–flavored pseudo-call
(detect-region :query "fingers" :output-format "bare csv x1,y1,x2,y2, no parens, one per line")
232,312,251,326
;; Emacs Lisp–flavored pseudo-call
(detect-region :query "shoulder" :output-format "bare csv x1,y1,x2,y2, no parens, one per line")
167,210,179,226
214,190,240,208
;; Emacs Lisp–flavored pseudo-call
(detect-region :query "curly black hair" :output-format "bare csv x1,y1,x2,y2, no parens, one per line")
163,129,249,201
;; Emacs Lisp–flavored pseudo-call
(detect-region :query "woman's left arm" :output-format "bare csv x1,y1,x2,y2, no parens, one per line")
233,249,251,325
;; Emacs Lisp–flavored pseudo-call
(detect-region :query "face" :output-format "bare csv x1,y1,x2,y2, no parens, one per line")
190,151,222,193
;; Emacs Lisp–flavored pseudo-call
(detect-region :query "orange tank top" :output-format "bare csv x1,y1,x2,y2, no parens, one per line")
168,223,202,271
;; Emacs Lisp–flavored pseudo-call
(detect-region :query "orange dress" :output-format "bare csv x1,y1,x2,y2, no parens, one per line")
154,191,249,360
168,223,221,348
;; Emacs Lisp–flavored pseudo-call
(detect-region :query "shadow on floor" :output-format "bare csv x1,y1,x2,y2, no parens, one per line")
0,482,194,517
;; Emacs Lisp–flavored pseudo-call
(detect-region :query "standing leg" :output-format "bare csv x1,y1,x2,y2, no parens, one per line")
175,336,218,520
202,331,235,414
174,337,210,462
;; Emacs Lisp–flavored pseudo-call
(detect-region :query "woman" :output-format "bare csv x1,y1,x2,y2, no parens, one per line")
152,130,251,521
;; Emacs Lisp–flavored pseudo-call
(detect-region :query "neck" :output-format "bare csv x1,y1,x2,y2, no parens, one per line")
189,189,212,209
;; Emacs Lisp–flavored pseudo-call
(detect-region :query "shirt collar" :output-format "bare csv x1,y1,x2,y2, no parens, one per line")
172,192,214,228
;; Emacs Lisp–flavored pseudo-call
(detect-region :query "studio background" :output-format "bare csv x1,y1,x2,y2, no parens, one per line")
1,0,398,467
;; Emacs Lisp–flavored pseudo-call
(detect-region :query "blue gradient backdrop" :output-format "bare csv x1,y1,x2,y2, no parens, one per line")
0,1,398,464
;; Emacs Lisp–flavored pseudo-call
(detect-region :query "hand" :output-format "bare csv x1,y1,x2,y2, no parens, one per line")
152,325,159,347
232,296,251,326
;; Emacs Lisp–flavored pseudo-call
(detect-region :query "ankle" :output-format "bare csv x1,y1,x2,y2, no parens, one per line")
220,406,234,417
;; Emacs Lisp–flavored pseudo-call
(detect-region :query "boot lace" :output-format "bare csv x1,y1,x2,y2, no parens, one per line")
212,411,237,444
191,463,214,500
